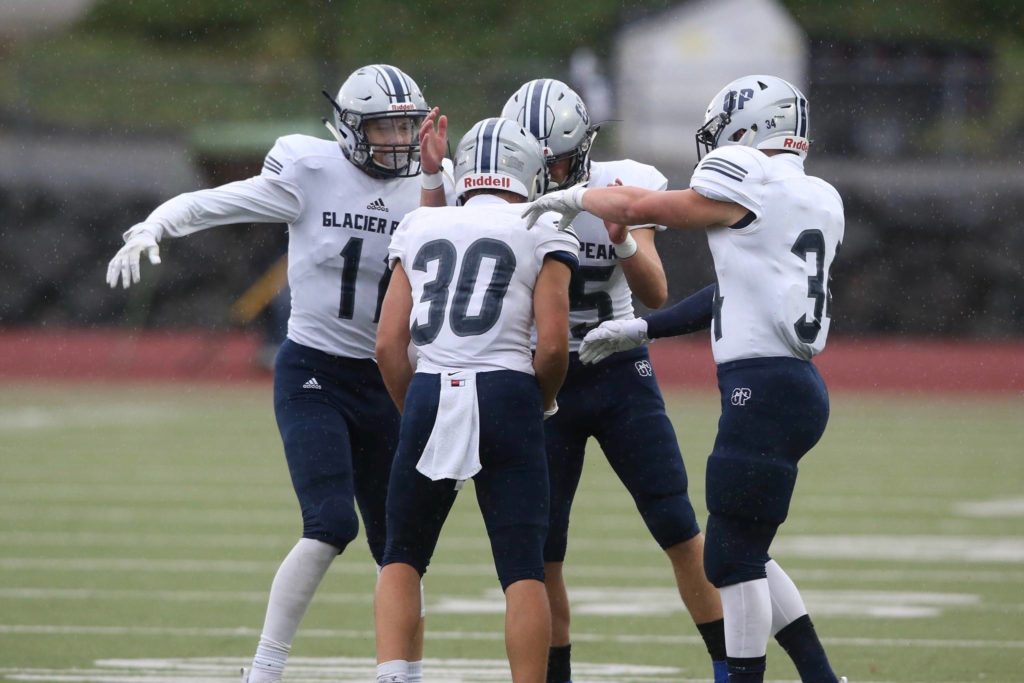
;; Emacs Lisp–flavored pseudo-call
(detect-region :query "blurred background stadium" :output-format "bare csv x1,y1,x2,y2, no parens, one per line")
0,1,1022,681
2,0,1023,344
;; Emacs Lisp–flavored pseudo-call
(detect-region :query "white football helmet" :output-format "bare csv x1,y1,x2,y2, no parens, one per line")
695,75,810,160
501,79,598,190
453,118,548,203
323,64,429,178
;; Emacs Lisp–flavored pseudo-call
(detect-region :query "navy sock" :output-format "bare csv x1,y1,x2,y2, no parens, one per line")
727,655,766,682
696,618,727,661
774,614,837,683
696,618,728,682
546,644,571,683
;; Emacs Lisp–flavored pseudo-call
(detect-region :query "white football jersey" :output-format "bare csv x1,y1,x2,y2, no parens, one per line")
389,194,580,374
565,159,667,349
140,133,454,358
690,146,845,363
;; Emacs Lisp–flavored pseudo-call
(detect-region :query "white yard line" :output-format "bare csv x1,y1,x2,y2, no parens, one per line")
0,624,1021,651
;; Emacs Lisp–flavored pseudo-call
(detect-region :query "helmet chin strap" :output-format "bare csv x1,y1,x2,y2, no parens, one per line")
323,118,347,147
737,128,757,147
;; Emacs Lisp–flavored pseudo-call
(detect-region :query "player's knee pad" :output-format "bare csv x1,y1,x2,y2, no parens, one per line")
705,454,797,526
303,495,360,552
489,523,547,591
703,512,774,587
637,490,701,550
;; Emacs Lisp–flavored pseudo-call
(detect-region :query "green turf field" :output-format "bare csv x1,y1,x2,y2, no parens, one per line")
0,383,1021,682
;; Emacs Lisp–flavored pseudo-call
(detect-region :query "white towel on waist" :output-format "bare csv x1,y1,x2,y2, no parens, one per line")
415,363,481,482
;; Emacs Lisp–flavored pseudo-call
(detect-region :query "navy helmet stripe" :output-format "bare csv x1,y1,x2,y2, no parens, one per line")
377,65,408,103
490,119,505,173
785,82,803,138
478,119,498,172
799,97,809,137
528,80,548,140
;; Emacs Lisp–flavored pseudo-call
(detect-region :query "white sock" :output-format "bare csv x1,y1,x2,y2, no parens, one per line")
766,559,809,636
408,660,423,683
249,538,338,682
377,659,409,683
720,578,772,658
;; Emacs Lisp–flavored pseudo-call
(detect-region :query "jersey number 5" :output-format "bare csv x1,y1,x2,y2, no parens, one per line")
410,238,517,344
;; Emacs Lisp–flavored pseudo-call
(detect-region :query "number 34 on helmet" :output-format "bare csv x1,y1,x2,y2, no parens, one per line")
695,75,811,160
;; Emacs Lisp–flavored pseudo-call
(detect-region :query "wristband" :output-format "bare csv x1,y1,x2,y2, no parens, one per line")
543,400,559,420
615,232,638,259
421,170,443,191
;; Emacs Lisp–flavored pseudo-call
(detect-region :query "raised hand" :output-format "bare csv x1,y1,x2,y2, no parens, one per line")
419,107,448,175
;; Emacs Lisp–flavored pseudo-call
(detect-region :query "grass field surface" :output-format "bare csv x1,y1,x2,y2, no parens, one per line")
1,383,1022,682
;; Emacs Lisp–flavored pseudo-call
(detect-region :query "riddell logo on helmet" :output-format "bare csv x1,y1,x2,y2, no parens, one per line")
388,103,417,111
464,175,511,189
783,138,809,152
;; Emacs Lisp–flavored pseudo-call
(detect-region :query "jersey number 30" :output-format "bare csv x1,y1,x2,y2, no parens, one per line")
410,238,517,344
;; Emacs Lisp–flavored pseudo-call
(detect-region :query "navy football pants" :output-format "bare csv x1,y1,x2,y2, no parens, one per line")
544,347,700,562
273,339,400,564
703,356,830,587
383,369,549,591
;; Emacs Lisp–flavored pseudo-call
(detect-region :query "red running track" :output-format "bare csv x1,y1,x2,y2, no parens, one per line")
0,329,1021,394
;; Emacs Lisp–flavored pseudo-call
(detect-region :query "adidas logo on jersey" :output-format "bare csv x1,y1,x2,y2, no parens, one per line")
302,377,322,390
366,197,388,212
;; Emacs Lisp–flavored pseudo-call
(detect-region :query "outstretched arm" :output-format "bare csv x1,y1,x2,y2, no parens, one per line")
643,283,715,338
582,186,748,235
577,283,716,365
107,176,302,288
523,184,747,238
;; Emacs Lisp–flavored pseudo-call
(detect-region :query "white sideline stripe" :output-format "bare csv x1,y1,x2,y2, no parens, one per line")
772,535,1024,563
0,557,661,579
4,586,1019,618
0,656,692,683
0,405,172,431
5,556,1024,584
955,497,1024,518
0,588,371,605
1,624,1022,650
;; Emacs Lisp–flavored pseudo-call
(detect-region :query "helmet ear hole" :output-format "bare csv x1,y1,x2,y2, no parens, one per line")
729,128,748,142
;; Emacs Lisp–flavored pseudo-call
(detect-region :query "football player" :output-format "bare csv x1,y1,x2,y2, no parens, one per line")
374,118,579,683
523,75,846,683
106,64,453,683
502,79,726,683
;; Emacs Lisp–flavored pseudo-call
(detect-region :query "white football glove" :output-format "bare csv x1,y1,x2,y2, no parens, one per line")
106,224,162,289
578,318,651,365
521,184,587,231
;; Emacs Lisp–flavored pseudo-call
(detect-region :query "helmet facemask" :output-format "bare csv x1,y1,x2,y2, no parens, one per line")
546,126,598,190
321,65,430,179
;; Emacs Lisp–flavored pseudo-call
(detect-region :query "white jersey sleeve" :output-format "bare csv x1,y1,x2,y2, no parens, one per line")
690,146,767,219
533,217,580,271
387,209,422,269
135,137,305,241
